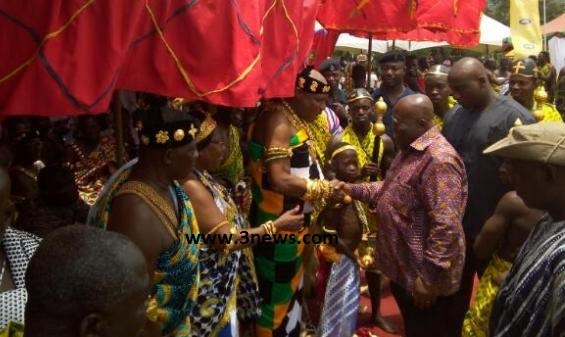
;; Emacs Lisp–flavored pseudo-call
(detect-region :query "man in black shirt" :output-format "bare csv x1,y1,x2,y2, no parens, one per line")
442,57,535,335
372,52,415,138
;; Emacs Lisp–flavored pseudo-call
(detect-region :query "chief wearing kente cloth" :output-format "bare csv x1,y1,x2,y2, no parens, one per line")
340,88,397,332
424,65,458,129
248,67,344,337
509,58,563,123
184,113,304,337
87,95,201,337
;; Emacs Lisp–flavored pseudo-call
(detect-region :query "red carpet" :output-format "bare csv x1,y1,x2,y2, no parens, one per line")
355,283,405,337
355,277,479,337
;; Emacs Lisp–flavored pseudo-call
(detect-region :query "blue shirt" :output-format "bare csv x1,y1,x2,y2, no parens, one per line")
372,85,416,138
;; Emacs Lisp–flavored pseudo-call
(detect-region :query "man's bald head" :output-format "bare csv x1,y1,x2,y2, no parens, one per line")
448,57,494,110
449,57,488,82
396,94,435,122
393,94,436,150
25,226,149,337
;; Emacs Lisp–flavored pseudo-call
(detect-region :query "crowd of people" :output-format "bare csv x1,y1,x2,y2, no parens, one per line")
0,50,564,337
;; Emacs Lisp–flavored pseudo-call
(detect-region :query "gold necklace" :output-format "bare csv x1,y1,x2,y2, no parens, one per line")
281,100,324,164
353,200,370,234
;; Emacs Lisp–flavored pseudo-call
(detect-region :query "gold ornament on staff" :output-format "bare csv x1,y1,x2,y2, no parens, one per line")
372,97,387,136
533,85,547,122
359,234,376,269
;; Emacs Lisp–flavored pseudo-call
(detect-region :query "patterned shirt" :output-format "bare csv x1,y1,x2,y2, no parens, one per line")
349,126,467,295
490,215,565,337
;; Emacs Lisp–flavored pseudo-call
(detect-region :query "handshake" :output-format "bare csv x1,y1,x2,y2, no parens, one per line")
303,178,353,208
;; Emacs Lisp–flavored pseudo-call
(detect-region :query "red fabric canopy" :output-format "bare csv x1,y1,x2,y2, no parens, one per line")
0,0,320,117
317,0,486,47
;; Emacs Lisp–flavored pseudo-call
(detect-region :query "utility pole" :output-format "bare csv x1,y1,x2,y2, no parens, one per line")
543,0,547,51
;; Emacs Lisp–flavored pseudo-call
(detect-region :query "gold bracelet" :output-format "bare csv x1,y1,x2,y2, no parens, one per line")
303,179,333,201
263,220,277,235
262,221,274,235
265,146,292,163
207,220,229,235
262,223,271,236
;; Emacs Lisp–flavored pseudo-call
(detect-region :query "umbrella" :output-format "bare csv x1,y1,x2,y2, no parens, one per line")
542,13,565,35
334,14,509,52
316,0,486,87
0,0,321,117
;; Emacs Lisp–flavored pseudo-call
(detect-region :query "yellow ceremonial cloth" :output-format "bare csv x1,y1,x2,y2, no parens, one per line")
462,254,513,337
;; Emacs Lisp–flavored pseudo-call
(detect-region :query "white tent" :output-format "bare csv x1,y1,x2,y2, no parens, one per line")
333,14,510,52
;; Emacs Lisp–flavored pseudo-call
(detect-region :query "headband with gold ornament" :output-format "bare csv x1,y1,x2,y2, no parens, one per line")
195,113,218,143
136,104,201,149
296,66,332,94
330,144,358,161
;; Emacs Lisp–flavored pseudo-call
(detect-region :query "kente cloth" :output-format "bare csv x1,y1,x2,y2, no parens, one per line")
190,171,261,337
349,126,467,296
86,162,200,337
316,255,360,337
67,136,120,206
249,127,323,337
462,254,512,337
0,228,41,329
307,107,343,164
0,322,23,337
490,215,565,337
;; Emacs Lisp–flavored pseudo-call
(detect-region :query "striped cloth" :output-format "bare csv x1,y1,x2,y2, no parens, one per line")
249,128,323,337
317,255,360,337
489,214,565,336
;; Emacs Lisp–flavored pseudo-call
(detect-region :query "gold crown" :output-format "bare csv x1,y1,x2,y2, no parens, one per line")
195,114,217,143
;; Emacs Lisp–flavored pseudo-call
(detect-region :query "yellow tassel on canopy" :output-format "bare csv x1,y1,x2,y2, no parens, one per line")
350,0,371,18
408,0,418,19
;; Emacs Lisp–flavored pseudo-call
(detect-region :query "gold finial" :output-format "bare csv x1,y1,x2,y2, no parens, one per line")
533,86,548,122
372,97,387,136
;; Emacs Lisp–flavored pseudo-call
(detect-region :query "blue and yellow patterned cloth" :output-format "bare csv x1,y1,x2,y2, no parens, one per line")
87,160,200,336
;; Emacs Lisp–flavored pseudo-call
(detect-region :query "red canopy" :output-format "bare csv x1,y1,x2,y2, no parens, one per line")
317,0,486,47
0,0,320,116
